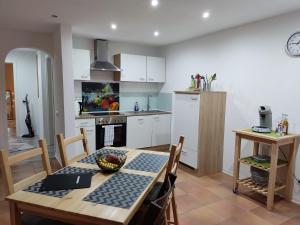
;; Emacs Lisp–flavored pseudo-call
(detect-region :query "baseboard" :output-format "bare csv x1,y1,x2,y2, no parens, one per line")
222,169,233,176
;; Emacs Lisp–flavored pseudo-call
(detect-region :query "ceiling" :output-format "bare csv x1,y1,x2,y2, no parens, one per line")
1,0,300,46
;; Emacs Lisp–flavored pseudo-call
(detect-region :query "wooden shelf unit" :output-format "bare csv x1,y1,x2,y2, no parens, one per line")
239,156,288,171
237,177,286,196
233,129,300,210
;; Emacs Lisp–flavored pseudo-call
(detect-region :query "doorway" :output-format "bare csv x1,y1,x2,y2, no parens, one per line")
4,48,55,157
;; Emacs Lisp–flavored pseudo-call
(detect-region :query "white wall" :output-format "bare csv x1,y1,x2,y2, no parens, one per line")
162,10,300,203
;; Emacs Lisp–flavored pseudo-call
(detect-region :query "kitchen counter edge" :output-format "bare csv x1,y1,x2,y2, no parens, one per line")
75,111,172,119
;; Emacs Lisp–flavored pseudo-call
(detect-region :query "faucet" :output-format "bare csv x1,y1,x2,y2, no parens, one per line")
147,95,152,111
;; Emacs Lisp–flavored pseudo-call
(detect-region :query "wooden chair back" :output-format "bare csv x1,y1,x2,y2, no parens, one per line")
165,136,184,178
138,173,177,225
56,128,90,167
0,139,51,195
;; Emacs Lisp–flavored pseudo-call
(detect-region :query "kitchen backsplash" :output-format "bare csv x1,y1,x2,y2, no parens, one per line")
74,80,172,113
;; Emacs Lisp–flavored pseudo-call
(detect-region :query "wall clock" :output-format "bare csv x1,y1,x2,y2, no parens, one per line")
286,31,300,57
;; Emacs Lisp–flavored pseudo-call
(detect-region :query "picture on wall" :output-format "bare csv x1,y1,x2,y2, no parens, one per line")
82,82,119,112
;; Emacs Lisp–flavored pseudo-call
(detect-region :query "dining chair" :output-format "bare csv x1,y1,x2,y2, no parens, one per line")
56,128,90,167
129,173,177,225
0,139,51,195
144,136,184,225
0,141,69,225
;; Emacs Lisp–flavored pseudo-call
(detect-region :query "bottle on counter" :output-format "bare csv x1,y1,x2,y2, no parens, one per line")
281,114,289,135
134,102,139,112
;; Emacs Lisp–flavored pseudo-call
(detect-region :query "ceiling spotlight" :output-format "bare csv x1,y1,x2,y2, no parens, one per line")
202,11,210,19
51,14,58,18
154,31,160,37
111,23,117,30
151,0,159,7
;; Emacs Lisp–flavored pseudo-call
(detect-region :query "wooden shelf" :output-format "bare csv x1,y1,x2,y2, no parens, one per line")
239,156,288,171
238,177,286,196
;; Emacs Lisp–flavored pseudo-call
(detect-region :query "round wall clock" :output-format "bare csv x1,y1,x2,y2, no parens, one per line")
286,31,300,57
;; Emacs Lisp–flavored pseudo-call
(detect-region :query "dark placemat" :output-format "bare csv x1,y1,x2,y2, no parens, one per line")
124,153,169,173
23,166,98,198
83,172,153,209
78,148,128,165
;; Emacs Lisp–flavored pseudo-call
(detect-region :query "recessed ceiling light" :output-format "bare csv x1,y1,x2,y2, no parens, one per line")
154,31,160,37
51,14,58,18
202,11,210,19
151,0,159,7
111,23,117,30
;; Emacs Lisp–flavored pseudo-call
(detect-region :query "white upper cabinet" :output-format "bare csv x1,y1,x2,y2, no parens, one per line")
115,54,147,82
146,56,166,83
72,49,90,80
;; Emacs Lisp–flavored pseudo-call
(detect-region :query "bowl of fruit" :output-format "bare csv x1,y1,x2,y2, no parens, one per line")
96,153,127,173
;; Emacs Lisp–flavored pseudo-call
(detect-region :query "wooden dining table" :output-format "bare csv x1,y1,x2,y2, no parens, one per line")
6,147,169,225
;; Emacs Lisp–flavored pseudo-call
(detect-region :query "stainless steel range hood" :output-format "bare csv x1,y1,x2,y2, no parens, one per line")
90,39,121,72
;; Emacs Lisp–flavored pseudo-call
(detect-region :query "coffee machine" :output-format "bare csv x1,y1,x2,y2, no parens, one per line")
252,106,272,133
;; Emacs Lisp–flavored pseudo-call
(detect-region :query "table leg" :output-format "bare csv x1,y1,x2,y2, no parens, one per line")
253,142,259,155
267,143,279,210
285,138,299,200
233,134,241,193
9,201,21,225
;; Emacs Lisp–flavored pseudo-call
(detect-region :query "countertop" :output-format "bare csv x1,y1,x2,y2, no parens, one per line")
75,110,172,119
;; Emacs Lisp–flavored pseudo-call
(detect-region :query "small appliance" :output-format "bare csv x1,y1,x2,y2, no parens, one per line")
252,106,272,133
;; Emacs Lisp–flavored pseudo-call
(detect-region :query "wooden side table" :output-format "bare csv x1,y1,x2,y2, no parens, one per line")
232,129,300,210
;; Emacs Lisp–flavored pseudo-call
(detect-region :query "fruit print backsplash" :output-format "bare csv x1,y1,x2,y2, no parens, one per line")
82,82,119,112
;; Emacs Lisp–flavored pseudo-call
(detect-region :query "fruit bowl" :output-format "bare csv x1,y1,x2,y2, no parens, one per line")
95,153,127,173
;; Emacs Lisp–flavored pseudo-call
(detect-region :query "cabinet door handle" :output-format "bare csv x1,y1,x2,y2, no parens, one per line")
191,97,198,101
154,117,160,120
137,118,144,121
139,77,145,81
149,78,154,81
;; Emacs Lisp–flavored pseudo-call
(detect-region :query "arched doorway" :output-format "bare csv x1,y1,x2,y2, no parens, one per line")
4,48,55,157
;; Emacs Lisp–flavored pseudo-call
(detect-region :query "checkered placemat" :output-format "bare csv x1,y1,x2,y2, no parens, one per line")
83,172,153,209
78,148,128,165
23,166,98,198
124,153,169,173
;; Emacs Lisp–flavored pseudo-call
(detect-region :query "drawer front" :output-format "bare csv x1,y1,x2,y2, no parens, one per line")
180,148,198,169
75,119,95,128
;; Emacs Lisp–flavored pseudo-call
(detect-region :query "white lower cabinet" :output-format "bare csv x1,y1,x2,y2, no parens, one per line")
126,116,152,148
75,119,96,153
126,114,171,148
151,114,171,146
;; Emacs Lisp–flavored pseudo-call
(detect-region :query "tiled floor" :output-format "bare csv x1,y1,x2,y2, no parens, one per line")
0,158,300,225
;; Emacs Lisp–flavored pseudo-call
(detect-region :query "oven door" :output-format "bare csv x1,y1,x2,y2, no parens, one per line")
96,123,127,149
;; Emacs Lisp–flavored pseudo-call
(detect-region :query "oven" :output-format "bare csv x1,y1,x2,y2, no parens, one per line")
95,115,127,149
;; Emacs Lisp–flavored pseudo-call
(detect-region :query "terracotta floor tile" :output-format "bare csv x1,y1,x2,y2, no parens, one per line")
229,211,273,225
251,206,290,225
176,194,204,214
189,188,221,206
280,216,300,225
174,187,187,197
207,199,246,220
225,195,259,211
205,184,235,199
185,206,227,225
